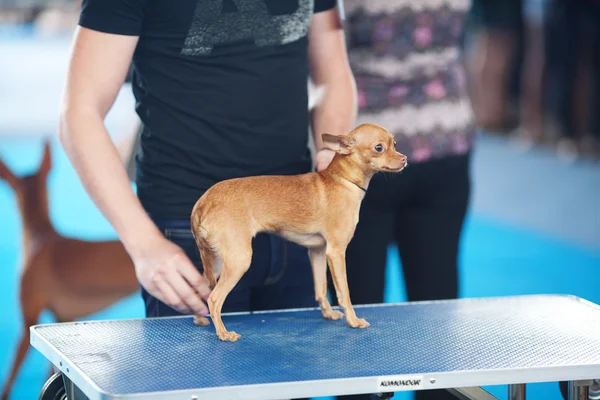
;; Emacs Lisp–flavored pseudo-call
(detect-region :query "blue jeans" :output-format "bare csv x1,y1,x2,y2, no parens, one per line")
140,219,317,318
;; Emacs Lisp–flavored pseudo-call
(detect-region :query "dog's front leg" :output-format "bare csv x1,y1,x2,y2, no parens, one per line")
309,246,343,321
325,246,370,329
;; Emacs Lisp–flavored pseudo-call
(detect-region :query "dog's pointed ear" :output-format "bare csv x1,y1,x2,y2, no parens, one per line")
38,138,52,177
0,156,18,189
321,133,355,155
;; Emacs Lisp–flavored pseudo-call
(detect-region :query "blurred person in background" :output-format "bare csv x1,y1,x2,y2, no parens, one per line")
545,0,600,162
464,0,522,133
512,0,548,148
325,1,474,399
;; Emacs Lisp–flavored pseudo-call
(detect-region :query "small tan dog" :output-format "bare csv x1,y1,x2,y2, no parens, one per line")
190,123,407,342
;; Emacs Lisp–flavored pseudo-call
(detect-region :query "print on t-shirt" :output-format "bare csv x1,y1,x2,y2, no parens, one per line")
182,0,314,56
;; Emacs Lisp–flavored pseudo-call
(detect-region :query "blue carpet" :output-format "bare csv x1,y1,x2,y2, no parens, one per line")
1,138,599,400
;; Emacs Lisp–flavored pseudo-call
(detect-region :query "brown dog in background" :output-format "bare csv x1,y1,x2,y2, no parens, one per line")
191,123,408,342
0,140,139,400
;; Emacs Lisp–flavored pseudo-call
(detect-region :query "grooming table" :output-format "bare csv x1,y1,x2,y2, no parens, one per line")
30,294,600,400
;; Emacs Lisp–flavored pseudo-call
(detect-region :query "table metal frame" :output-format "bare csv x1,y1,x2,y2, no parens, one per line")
31,295,600,400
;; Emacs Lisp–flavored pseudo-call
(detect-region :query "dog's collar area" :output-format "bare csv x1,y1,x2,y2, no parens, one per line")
335,173,368,193
347,179,367,193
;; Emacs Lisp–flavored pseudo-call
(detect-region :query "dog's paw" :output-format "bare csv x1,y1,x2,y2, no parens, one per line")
348,318,370,329
218,331,241,342
323,310,344,320
193,315,210,326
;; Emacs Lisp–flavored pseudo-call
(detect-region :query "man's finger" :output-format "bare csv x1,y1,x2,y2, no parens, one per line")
155,279,191,314
178,259,212,299
167,271,209,316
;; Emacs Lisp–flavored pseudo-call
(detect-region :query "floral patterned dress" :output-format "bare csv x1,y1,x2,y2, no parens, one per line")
343,0,475,164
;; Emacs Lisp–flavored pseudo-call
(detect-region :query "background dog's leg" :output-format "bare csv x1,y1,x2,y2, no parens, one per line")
325,246,370,329
1,314,40,400
2,269,45,400
207,244,252,342
308,246,343,320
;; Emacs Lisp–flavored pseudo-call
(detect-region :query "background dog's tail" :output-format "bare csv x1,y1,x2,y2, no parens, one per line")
191,212,217,289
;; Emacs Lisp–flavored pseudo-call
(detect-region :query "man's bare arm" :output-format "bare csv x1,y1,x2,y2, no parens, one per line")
59,26,210,315
60,27,156,252
308,7,357,169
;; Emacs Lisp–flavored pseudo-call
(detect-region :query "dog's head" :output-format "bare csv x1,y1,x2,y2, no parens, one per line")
321,123,408,173
0,139,53,219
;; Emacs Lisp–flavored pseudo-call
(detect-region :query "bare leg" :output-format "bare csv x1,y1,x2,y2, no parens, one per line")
326,247,369,329
309,246,343,320
465,28,518,132
572,40,592,142
520,20,546,143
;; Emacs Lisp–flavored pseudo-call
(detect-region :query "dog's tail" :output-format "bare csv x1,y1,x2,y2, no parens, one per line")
191,211,217,289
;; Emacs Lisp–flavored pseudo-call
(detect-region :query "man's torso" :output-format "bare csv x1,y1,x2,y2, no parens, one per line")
80,0,335,219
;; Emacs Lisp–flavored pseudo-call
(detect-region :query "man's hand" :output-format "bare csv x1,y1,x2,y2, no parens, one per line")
315,148,336,171
132,236,211,316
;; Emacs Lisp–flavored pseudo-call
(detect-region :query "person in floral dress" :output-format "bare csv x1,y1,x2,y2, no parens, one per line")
329,2,475,399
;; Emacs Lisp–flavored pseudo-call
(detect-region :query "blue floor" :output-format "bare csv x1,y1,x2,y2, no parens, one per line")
1,134,599,400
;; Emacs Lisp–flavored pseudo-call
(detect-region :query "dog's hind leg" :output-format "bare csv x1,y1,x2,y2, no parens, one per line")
192,225,217,288
193,246,221,327
207,239,252,342
192,222,219,327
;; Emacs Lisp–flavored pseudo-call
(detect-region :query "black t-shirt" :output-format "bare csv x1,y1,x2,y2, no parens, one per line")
78,0,336,220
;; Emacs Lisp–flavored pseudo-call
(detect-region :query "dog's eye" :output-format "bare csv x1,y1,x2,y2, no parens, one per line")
374,144,384,153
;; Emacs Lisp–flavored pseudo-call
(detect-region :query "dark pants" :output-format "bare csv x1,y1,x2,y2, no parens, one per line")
545,0,600,139
140,219,317,318
330,153,472,400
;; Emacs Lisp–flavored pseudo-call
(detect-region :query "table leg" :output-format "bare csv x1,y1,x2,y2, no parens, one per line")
371,393,394,399
568,380,591,400
61,374,90,400
446,386,498,399
508,383,526,400
39,372,66,400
